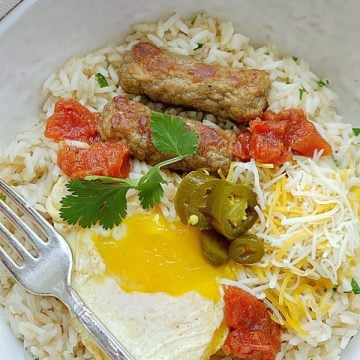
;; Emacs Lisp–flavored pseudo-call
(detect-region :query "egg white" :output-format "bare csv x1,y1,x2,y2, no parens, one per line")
47,177,225,360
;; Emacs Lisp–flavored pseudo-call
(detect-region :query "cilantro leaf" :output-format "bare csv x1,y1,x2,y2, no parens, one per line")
292,56,298,62
352,128,360,136
136,166,167,209
60,180,131,229
59,111,200,229
316,79,329,87
351,278,360,294
194,43,203,50
95,73,109,88
150,112,199,157
299,88,305,100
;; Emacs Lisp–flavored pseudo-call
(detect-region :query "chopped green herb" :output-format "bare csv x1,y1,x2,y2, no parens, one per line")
332,287,337,292
316,79,329,87
0,194,6,202
95,73,109,88
351,278,360,294
352,128,360,136
150,112,199,157
265,51,270,55
331,155,340,168
60,112,199,229
299,88,306,100
60,180,131,229
292,56,298,62
194,43,203,50
136,165,167,209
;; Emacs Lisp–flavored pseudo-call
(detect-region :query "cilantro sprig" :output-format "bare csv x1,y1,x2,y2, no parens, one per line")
352,128,360,136
59,113,199,229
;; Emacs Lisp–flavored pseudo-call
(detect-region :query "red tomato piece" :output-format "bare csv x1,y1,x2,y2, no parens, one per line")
248,118,291,165
262,109,332,157
45,99,98,142
232,109,332,165
233,131,252,161
250,117,287,137
57,142,130,179
248,132,291,166
223,329,280,360
222,287,281,360
261,109,289,122
285,116,332,157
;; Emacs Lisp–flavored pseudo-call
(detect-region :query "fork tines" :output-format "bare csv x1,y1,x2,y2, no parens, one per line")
0,179,55,269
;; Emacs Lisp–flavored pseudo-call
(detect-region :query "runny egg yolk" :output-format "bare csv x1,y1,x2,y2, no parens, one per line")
94,211,233,302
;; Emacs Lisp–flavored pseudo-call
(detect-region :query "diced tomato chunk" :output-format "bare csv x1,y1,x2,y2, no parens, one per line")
57,142,130,179
285,116,332,157
250,117,287,137
222,287,281,360
224,287,273,330
232,131,251,161
261,109,290,122
232,108,332,165
249,132,292,166
45,100,98,142
224,329,279,360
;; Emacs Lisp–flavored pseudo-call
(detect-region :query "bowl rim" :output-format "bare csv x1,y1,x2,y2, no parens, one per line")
0,0,37,38
0,2,359,359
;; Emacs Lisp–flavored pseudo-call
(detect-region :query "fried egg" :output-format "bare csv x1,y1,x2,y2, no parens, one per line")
47,177,232,359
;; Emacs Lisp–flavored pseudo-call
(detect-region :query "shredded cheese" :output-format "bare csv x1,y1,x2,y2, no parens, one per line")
226,140,360,341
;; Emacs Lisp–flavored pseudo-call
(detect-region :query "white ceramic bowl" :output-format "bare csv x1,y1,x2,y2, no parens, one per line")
0,0,359,359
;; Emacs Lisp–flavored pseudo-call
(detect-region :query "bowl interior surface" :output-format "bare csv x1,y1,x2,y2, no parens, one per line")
0,0,359,358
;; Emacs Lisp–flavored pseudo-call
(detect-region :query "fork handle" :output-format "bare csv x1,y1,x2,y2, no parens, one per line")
63,288,134,360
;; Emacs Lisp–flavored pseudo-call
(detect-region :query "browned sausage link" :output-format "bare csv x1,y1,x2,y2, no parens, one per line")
118,42,271,123
98,96,234,174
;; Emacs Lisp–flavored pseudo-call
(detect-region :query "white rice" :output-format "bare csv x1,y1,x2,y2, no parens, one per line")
0,11,359,360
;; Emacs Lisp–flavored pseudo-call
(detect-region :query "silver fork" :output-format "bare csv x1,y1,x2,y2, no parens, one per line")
0,178,134,360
